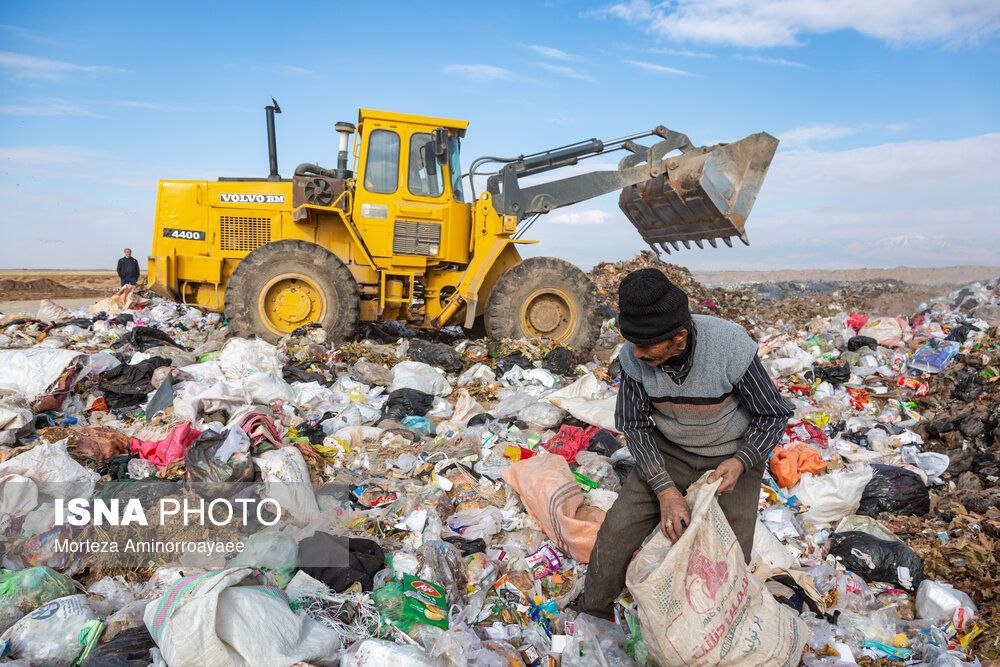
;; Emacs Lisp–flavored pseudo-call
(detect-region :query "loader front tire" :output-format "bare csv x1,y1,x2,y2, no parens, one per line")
225,240,359,343
485,256,601,354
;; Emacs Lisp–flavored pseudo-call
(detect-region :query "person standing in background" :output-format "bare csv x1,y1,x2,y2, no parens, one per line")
116,248,140,286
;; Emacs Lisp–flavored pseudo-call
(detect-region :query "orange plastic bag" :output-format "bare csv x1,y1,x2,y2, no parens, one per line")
502,453,605,562
770,443,826,489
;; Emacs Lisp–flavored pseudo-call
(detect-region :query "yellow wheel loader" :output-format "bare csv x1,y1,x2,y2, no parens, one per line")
148,101,777,353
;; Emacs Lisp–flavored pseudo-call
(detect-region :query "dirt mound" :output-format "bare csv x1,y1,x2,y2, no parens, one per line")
0,278,74,293
0,277,106,300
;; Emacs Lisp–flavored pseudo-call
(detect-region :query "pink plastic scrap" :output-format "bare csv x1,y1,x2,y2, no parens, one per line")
543,424,601,464
236,411,282,449
129,422,200,468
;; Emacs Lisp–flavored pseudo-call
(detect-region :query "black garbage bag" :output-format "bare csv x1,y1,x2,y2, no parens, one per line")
97,478,183,510
184,430,257,499
282,363,334,386
298,532,386,592
945,323,978,343
110,313,134,326
858,464,930,517
829,531,923,590
496,352,530,375
812,362,851,385
467,412,496,427
587,429,622,457
409,339,463,373
543,347,574,375
381,388,435,422
82,626,156,667
951,371,981,402
847,335,878,352
46,318,94,331
98,356,172,408
114,326,188,352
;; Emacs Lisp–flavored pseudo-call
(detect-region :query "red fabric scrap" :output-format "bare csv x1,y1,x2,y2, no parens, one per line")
129,422,200,468
543,424,601,464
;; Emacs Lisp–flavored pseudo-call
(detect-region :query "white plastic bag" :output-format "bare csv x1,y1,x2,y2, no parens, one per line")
458,363,495,387
792,465,874,524
626,477,808,666
341,638,441,666
1,594,99,665
218,338,284,379
144,567,341,667
900,446,949,485
916,580,977,623
0,438,98,501
389,361,452,396
253,447,320,526
519,401,566,429
0,348,86,405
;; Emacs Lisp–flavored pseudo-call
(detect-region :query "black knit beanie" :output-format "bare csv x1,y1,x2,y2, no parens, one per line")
617,268,691,345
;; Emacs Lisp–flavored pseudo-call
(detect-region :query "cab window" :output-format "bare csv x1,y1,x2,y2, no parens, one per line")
407,133,444,198
364,129,400,194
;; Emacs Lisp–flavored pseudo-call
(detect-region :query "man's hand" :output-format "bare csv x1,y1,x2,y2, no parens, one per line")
708,458,745,494
657,487,691,542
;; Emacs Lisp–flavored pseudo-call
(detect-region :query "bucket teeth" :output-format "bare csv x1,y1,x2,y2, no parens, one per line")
707,238,717,248
617,131,778,252
658,242,672,254
722,236,733,247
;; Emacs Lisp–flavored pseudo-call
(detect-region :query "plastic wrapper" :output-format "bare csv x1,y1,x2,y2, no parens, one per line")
792,464,874,524
829,531,924,591
0,565,77,614
908,339,961,373
857,464,930,517
389,361,452,396
341,638,442,667
518,401,565,429
184,429,256,499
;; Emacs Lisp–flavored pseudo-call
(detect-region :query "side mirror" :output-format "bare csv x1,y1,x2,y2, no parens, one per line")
421,143,438,176
433,128,448,158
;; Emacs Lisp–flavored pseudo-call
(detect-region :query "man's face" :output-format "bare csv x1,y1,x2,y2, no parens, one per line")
124,249,131,257
633,328,689,367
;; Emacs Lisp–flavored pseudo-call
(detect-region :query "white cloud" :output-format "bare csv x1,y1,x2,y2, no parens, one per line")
443,64,513,80
539,62,592,80
0,50,127,79
736,53,807,68
0,24,63,46
598,0,1000,48
0,98,98,117
527,44,577,61
648,47,715,58
624,59,694,76
547,209,613,225
779,124,859,147
112,100,189,112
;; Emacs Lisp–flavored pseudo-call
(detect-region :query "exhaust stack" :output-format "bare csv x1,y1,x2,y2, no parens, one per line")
334,121,355,179
265,98,281,181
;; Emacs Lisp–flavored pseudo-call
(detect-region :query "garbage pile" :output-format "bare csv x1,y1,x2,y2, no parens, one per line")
0,266,996,665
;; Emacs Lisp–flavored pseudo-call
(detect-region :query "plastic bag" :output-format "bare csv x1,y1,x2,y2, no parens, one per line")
340,638,441,666
900,446,949,485
916,579,977,623
1,594,101,665
857,464,929,517
81,625,156,667
218,337,284,379
908,339,961,373
543,424,601,464
390,361,452,396
351,359,394,386
769,443,827,489
253,447,320,526
792,465,874,524
626,477,808,666
86,575,137,616
447,507,503,540
519,401,565,429
562,613,635,667
858,317,909,347
502,454,605,562
229,530,299,587
829,531,923,591
382,387,436,422
185,429,256,498
144,567,341,666
409,339,463,373
847,335,878,351
0,566,76,614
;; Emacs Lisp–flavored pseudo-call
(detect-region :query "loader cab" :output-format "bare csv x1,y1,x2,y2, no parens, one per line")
352,109,471,268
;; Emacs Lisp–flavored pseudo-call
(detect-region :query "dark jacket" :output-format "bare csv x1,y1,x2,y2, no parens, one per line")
117,256,140,283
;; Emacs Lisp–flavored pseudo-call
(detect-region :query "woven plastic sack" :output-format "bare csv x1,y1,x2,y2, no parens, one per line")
626,477,808,666
502,454,605,562
143,567,341,666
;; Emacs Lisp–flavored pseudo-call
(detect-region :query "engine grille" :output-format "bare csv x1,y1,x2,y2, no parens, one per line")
220,215,271,252
392,220,441,255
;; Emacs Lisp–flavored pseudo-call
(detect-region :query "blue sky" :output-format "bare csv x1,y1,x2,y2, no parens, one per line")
1,0,998,271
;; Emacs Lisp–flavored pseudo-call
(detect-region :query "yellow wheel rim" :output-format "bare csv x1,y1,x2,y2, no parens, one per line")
520,287,575,342
257,273,327,336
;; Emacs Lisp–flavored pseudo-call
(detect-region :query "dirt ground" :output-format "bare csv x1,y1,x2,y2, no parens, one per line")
0,270,146,317
695,265,1000,287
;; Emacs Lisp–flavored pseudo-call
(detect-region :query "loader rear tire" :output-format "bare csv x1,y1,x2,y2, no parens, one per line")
485,256,601,354
225,240,359,343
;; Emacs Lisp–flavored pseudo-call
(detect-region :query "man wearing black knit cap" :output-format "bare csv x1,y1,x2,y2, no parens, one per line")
578,267,793,620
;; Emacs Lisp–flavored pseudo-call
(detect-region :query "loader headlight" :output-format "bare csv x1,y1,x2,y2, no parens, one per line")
428,244,439,255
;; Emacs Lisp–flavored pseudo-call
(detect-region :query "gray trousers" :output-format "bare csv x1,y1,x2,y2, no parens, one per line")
577,435,765,620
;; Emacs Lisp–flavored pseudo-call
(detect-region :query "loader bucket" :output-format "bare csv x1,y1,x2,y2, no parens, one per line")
619,132,778,253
